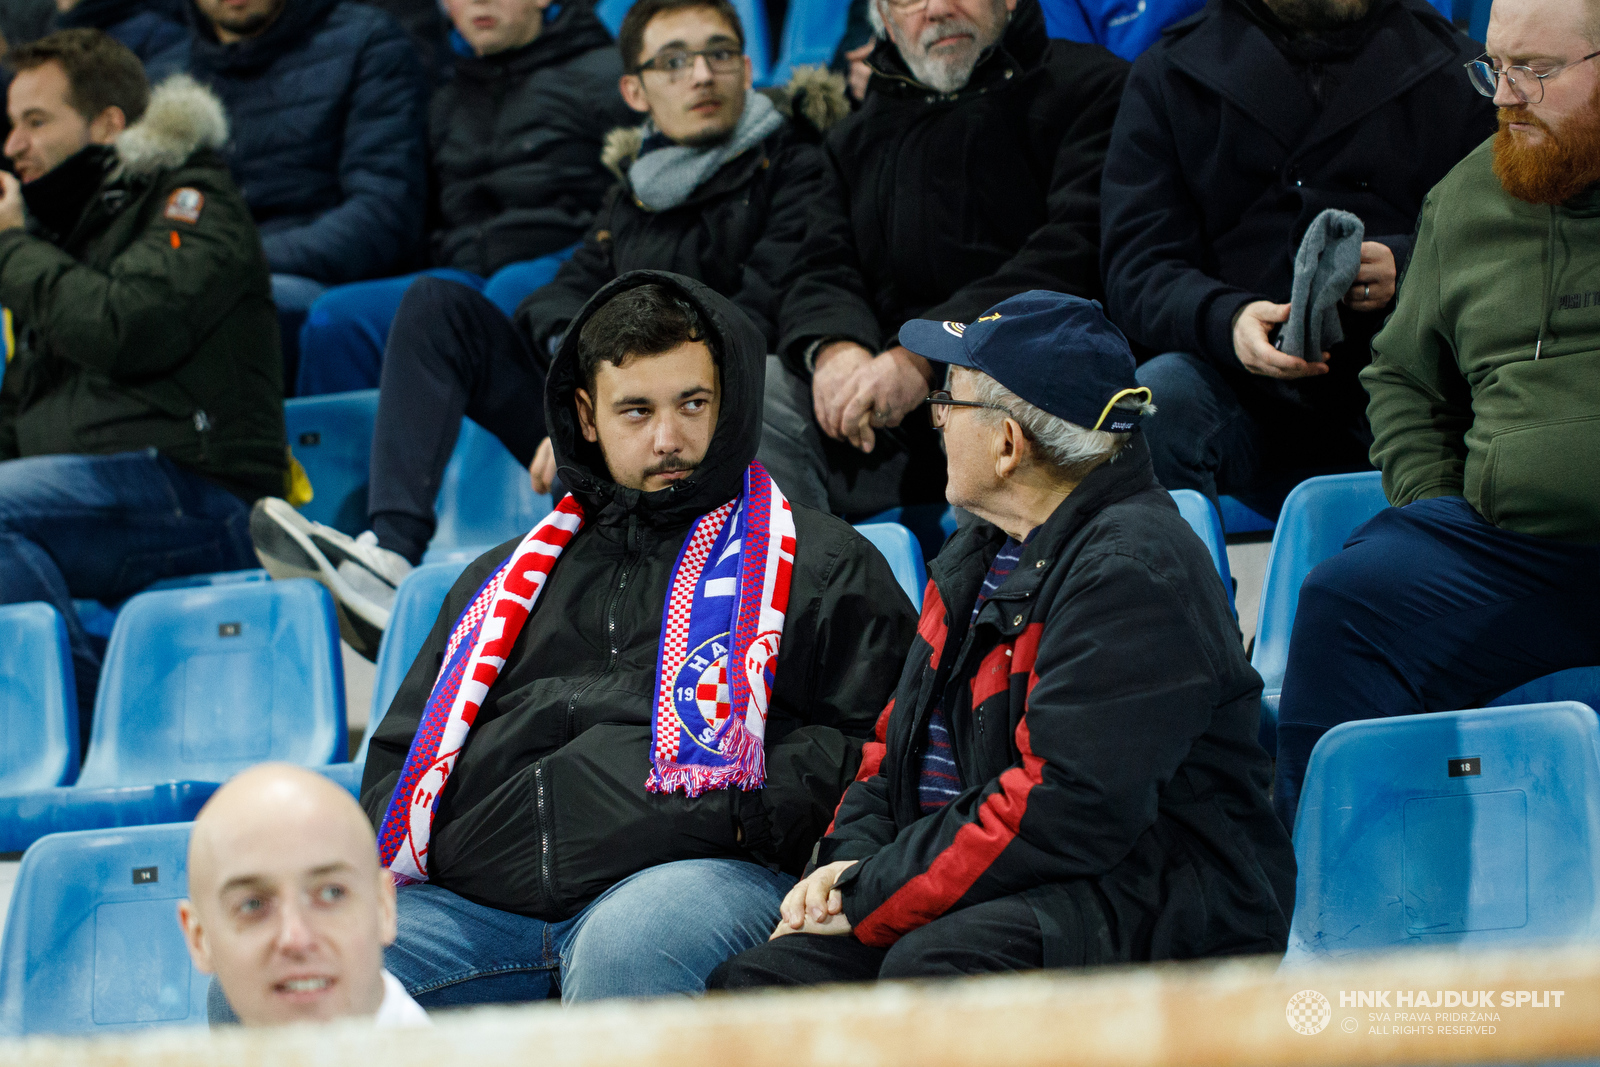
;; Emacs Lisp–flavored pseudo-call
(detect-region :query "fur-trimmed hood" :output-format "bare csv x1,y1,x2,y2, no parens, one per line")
114,75,230,179
601,66,849,180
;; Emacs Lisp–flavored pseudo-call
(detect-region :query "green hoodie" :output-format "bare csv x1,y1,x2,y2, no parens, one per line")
1363,136,1600,543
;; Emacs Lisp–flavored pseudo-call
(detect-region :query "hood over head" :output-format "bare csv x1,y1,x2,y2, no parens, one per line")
545,270,768,529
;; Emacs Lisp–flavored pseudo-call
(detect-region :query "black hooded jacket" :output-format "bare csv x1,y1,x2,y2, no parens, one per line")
360,272,918,920
427,3,633,276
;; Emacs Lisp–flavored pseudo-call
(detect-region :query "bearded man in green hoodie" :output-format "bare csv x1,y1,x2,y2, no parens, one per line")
1272,0,1600,829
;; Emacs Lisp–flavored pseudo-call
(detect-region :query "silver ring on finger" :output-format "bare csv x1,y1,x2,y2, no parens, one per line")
1363,284,1370,300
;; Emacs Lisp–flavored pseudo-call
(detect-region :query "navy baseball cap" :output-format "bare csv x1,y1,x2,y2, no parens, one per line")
898,291,1150,434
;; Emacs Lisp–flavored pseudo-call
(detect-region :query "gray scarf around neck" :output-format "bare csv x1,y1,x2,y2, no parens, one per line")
628,91,784,212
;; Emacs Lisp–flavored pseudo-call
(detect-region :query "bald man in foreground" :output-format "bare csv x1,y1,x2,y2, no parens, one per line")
177,764,429,1028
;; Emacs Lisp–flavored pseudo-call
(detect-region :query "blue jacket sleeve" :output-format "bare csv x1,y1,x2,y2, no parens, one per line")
258,16,427,282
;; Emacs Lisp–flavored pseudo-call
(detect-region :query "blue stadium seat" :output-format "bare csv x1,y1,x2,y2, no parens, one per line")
595,0,772,82
0,603,79,794
145,568,270,592
1284,701,1600,963
853,523,927,610
283,389,380,536
1217,495,1275,535
1169,489,1235,616
427,419,552,562
1251,470,1600,754
1469,0,1490,41
1251,471,1390,751
767,0,851,86
0,823,206,1037
0,581,347,851
318,560,471,797
286,389,550,557
863,504,961,563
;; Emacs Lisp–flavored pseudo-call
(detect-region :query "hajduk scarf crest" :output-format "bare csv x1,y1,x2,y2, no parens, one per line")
376,462,795,884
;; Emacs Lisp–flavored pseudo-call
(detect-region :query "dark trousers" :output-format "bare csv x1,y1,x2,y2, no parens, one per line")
706,893,1044,989
368,277,548,564
1136,351,1372,518
758,356,948,521
1274,496,1600,828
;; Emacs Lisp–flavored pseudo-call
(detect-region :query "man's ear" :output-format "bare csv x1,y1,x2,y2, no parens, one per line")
575,387,599,443
619,74,651,114
994,417,1025,480
177,899,215,974
376,869,398,948
87,105,125,145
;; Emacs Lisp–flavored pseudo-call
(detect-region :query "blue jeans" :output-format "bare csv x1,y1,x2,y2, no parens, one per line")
1274,496,1600,829
271,274,329,397
1136,351,1371,518
387,859,794,1006
295,253,575,397
0,450,254,726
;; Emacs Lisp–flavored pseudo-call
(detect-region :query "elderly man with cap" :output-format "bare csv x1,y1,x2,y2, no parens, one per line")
708,292,1295,986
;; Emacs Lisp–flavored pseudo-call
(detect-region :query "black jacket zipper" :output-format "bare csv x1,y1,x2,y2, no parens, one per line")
562,514,640,742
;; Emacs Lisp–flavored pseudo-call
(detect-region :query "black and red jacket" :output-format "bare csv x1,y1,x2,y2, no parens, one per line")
819,437,1297,964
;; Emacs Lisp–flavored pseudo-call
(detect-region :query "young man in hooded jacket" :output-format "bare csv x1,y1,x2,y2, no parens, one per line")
0,30,284,723
249,0,845,658
354,271,916,1006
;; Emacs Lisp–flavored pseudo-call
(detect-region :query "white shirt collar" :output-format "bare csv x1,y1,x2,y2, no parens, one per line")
373,969,430,1028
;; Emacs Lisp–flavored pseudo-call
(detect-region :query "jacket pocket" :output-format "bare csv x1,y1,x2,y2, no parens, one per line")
542,722,742,916
1479,415,1600,541
426,764,557,919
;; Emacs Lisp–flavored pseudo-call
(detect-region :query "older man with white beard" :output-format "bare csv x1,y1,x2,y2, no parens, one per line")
758,0,1127,520
1271,0,1600,829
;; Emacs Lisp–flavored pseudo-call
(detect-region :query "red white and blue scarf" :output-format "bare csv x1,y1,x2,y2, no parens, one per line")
376,463,795,885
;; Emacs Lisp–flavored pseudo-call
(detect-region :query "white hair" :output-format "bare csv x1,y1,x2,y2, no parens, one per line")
968,371,1154,479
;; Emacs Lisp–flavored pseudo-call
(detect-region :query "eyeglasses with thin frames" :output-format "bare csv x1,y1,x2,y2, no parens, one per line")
1465,50,1600,104
636,46,744,82
922,390,1013,429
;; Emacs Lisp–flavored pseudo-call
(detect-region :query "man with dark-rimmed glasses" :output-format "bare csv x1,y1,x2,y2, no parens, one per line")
1273,0,1600,830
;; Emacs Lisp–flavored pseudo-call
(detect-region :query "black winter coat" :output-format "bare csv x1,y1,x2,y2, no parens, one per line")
820,437,1296,963
777,0,1127,367
184,0,429,283
427,4,632,277
0,81,284,500
361,271,918,919
514,72,845,360
1100,0,1494,423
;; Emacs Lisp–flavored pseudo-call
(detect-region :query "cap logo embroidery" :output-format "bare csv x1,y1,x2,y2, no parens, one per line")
942,321,967,337
976,313,1002,322
163,188,204,225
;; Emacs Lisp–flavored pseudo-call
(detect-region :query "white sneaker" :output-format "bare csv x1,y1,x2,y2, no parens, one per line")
250,498,414,657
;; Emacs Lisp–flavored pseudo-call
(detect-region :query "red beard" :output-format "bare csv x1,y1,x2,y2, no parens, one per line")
1492,82,1600,205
